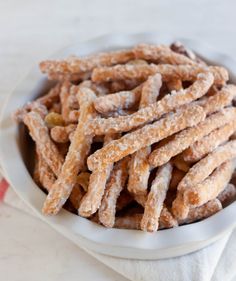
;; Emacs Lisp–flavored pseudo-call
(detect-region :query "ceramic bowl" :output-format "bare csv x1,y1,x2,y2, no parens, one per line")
0,33,235,259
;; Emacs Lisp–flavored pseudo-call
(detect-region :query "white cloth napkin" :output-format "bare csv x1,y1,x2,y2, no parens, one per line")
1,172,235,281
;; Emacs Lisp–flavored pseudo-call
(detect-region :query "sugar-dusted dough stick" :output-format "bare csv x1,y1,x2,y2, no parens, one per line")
99,157,129,227
42,87,97,215
197,84,236,115
149,107,236,167
23,111,64,177
59,81,72,123
172,140,236,219
94,85,143,114
47,71,91,82
50,124,76,143
178,199,222,225
91,72,213,135
36,147,55,191
141,163,173,232
79,134,119,217
88,104,205,171
114,206,178,230
133,44,196,65
183,120,236,163
127,146,151,195
159,206,178,229
92,64,227,85
184,161,234,207
40,49,135,75
128,73,162,196
178,140,236,192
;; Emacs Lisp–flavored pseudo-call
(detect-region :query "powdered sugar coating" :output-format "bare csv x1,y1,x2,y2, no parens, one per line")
141,163,173,232
185,161,234,207
128,73,162,196
183,120,236,162
179,199,222,225
23,111,64,177
42,87,97,215
35,147,55,191
149,107,236,167
59,81,73,123
172,140,236,220
178,140,236,192
79,133,119,217
88,104,205,171
92,64,228,85
40,49,135,75
197,84,236,115
99,157,129,227
128,146,151,195
133,44,196,65
50,124,76,143
94,85,142,114
91,72,213,135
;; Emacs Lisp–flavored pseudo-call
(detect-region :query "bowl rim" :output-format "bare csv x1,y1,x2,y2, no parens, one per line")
0,32,236,259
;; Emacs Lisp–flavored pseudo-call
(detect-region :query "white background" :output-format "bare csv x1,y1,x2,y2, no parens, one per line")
0,0,236,280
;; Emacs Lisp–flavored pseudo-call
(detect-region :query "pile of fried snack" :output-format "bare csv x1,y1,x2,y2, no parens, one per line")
15,42,236,232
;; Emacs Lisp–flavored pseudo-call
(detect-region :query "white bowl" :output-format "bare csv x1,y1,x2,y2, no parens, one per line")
0,33,236,260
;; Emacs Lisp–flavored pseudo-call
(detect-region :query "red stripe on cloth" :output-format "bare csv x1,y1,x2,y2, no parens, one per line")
0,178,9,200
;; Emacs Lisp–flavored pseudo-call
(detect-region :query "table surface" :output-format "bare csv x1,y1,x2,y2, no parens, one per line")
0,0,236,280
